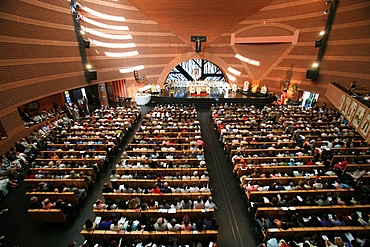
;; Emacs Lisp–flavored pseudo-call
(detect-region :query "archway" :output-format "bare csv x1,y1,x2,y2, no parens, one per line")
165,59,230,98
166,59,226,82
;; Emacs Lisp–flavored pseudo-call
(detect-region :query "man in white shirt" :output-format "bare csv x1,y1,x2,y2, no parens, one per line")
204,196,217,209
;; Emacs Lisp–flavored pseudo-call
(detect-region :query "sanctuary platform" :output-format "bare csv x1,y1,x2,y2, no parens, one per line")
149,88,276,109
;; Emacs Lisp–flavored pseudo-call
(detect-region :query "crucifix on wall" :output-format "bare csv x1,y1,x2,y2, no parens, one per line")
191,36,206,53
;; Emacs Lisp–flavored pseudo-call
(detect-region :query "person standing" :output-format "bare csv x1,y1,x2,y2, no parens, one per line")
350,81,357,92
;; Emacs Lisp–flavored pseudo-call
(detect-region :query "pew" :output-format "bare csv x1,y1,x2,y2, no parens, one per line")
246,188,355,202
80,229,218,245
93,208,214,221
103,192,212,204
254,204,370,220
111,178,209,188
236,164,325,179
265,226,370,241
29,167,97,180
24,178,88,190
26,192,79,205
28,209,68,223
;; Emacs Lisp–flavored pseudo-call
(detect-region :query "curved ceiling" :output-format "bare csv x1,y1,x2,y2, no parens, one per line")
126,0,274,45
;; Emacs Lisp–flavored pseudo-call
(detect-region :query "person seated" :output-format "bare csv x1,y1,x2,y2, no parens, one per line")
255,217,272,235
160,182,172,193
332,213,346,226
204,196,217,209
110,170,121,180
167,218,181,231
102,182,114,193
42,198,56,209
180,219,193,230
124,219,138,231
83,219,97,231
28,196,42,209
318,213,332,227
110,218,124,231
154,217,168,231
181,197,192,209
93,199,107,209
67,183,87,200
128,198,138,209
55,198,74,215
193,197,204,209
204,218,219,230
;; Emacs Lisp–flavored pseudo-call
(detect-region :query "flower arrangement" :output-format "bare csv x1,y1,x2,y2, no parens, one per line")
137,75,147,83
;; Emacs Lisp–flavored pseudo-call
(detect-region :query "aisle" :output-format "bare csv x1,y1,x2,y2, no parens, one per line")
197,109,260,247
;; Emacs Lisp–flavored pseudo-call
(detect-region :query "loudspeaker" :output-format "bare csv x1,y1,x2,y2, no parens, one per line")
83,39,90,49
84,70,97,81
315,38,322,48
306,68,319,81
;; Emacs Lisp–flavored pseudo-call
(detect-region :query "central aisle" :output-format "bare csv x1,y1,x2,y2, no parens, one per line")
196,108,260,247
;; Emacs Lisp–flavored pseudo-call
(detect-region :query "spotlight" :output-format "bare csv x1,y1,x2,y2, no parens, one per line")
315,38,322,48
86,64,92,69
326,1,332,4
319,31,325,36
83,39,90,49
312,62,319,68
324,10,329,14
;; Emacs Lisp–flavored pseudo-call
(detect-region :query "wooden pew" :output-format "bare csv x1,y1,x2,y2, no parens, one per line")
254,204,370,220
28,209,68,223
229,148,304,156
35,158,103,170
131,137,199,143
24,178,88,190
135,131,201,137
80,229,218,245
242,176,338,187
116,167,208,176
246,188,355,202
40,150,107,156
120,158,202,167
29,167,97,180
265,226,370,241
342,164,370,174
331,155,370,166
110,178,209,188
234,156,314,165
128,143,203,149
93,208,214,221
26,192,79,205
126,150,204,154
103,192,212,204
236,165,325,179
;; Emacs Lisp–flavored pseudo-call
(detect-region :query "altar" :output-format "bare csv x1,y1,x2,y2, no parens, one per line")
135,93,151,105
187,81,210,94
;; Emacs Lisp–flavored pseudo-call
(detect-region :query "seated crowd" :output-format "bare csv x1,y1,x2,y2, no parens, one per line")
80,104,218,247
212,102,370,247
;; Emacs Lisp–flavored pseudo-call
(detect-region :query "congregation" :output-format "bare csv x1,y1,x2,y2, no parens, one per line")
80,104,218,247
212,102,370,247
1,100,370,247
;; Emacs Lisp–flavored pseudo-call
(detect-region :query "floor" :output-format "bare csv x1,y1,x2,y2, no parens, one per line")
0,106,260,247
